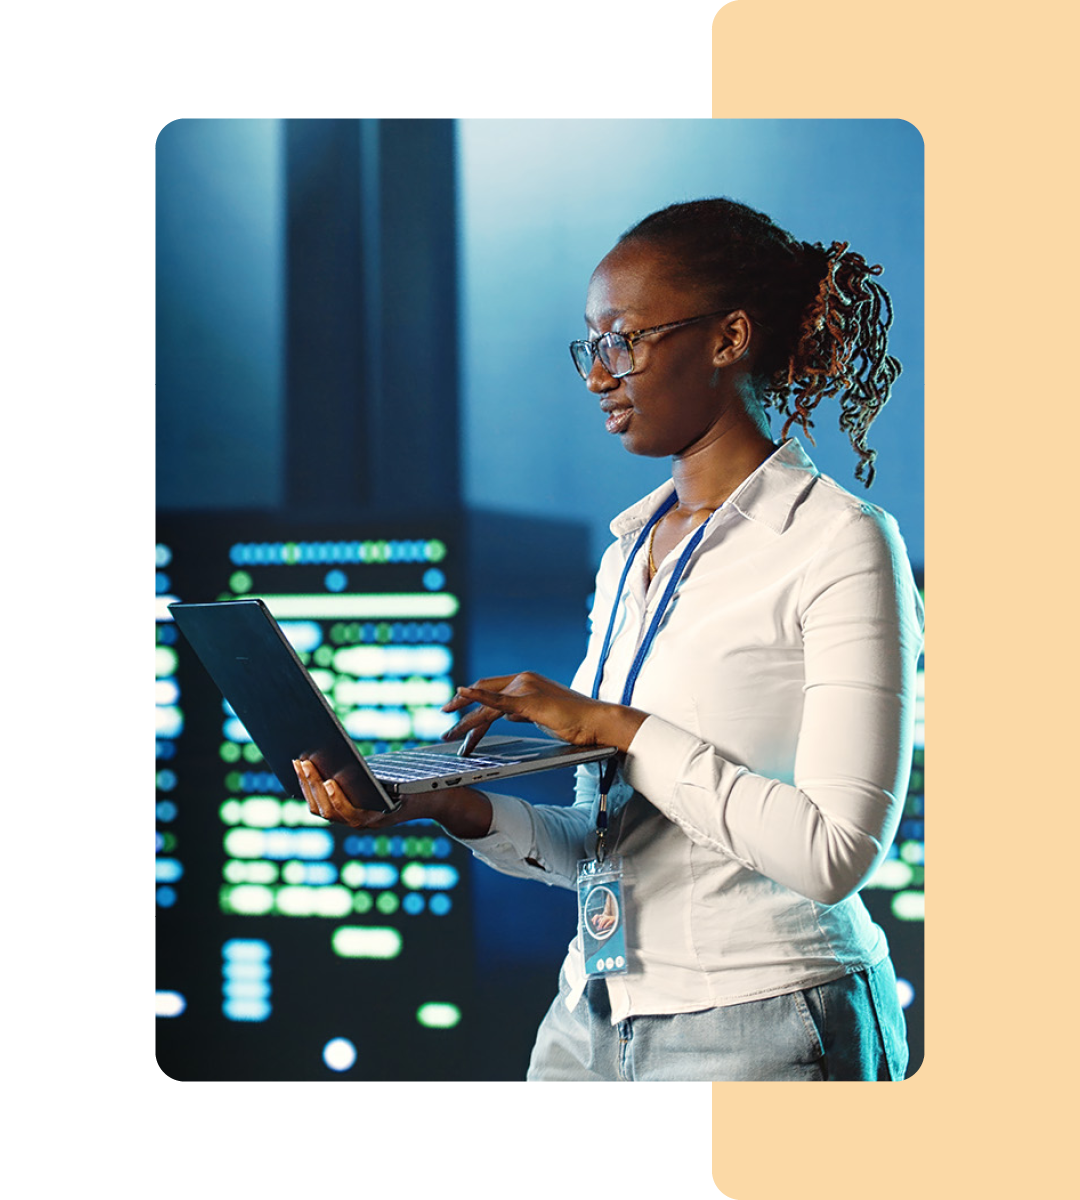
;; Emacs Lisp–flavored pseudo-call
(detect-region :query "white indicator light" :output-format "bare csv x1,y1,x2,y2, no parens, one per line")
331,926,403,959
323,1037,357,1071
156,991,186,1018
279,620,323,653
896,977,916,1009
258,593,459,619
156,706,184,738
333,645,452,677
866,859,913,890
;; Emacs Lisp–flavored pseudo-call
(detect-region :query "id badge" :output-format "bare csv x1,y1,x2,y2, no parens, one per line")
577,857,629,978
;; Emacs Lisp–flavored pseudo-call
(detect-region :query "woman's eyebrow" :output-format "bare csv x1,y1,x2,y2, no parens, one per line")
584,306,629,327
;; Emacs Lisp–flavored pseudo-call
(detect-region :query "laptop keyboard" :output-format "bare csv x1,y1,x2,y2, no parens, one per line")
367,747,522,782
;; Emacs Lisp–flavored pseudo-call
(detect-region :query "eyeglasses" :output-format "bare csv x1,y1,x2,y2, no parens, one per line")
569,309,734,381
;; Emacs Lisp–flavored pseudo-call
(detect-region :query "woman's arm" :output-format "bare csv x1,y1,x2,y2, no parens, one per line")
441,507,923,907
623,506,923,905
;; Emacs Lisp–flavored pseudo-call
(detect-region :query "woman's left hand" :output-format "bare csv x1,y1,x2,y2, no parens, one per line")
442,671,647,755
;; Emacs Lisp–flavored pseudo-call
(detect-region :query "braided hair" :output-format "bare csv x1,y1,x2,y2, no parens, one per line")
618,198,902,486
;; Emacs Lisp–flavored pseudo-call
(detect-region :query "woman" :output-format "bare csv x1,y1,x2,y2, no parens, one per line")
295,198,924,1082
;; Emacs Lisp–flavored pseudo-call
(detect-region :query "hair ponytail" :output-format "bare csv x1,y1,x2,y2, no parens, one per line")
776,241,902,486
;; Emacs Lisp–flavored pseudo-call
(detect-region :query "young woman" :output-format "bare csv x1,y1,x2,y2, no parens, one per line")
295,198,924,1082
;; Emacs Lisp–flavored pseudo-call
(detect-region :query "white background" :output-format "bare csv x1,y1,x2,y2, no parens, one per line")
5,4,730,1199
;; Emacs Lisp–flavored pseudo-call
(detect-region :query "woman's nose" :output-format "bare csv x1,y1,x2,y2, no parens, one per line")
584,356,618,394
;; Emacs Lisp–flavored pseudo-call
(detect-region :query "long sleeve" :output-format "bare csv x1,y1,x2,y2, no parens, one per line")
622,504,923,906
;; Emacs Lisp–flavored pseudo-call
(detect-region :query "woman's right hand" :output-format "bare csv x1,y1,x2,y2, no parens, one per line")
293,759,494,839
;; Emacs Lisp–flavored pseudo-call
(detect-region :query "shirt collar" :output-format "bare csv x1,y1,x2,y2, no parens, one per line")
609,438,820,539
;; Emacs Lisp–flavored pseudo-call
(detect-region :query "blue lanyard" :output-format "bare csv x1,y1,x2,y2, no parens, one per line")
590,493,715,847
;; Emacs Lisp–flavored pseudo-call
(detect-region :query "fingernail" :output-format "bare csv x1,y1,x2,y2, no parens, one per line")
301,761,311,778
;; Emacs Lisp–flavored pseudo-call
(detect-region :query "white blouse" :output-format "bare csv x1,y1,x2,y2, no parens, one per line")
460,439,924,1023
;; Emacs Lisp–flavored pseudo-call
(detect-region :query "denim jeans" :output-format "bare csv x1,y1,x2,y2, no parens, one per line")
527,957,909,1081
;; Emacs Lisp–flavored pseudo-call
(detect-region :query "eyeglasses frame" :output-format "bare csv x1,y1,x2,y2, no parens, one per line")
569,308,736,380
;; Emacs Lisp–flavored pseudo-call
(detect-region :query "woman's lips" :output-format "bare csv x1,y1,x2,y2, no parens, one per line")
604,407,632,434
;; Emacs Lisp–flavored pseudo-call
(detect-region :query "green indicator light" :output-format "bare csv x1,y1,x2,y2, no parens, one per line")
242,743,263,763
417,1003,461,1030
314,644,333,667
282,861,305,885
376,892,400,914
899,841,922,865
219,884,274,915
401,864,425,890
331,926,403,959
425,540,447,562
891,890,925,922
220,742,241,763
223,860,247,883
353,891,373,914
241,798,282,828
220,799,242,825
159,832,177,852
224,771,243,792
284,542,299,564
155,646,178,678
229,570,253,594
374,836,390,857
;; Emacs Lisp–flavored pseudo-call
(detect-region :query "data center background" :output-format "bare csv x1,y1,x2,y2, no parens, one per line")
156,118,924,1081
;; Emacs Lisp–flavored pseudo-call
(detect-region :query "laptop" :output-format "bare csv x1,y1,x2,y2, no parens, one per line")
168,598,617,813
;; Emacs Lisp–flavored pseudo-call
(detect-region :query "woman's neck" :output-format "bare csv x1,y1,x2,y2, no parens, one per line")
669,425,777,512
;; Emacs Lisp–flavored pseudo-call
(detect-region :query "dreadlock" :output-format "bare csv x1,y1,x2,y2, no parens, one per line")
618,199,902,486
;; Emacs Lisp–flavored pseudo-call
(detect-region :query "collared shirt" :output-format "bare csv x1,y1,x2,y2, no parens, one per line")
459,440,924,1023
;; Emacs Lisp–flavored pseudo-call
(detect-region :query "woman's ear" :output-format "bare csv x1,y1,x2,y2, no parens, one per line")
712,310,753,367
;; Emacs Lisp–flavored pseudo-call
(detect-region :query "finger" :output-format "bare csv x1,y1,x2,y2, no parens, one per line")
294,759,319,814
323,779,367,828
441,674,520,713
298,759,337,822
455,685,529,715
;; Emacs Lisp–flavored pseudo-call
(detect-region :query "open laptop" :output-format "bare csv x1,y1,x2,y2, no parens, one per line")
169,598,616,813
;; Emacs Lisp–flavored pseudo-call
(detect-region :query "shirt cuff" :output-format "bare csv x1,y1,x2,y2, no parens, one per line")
449,792,534,855
622,713,705,801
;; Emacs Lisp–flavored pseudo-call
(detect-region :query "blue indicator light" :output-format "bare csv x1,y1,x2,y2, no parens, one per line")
156,800,178,822
223,998,271,1022
156,886,177,907
223,938,271,961
422,568,446,591
156,572,172,594
429,894,452,916
221,980,271,1001
223,961,271,982
156,857,184,883
279,620,324,653
324,569,348,592
403,893,425,915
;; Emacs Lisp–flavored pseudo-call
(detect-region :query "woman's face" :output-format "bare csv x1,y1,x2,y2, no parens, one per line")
582,239,740,460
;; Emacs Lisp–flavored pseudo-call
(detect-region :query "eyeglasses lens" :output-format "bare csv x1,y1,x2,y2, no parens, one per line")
599,334,633,378
570,342,595,380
